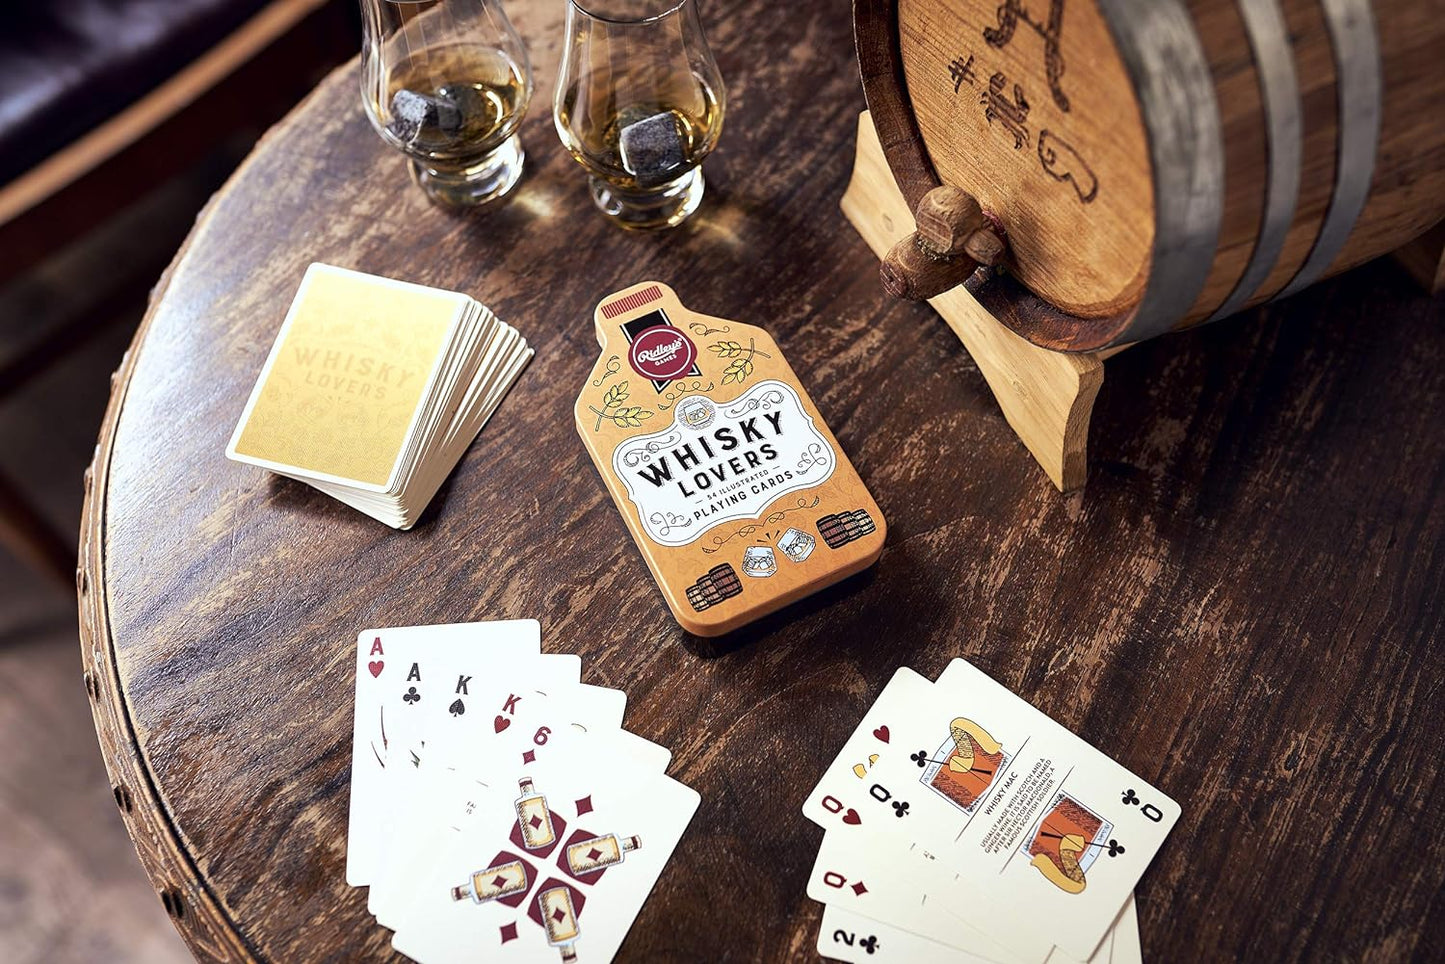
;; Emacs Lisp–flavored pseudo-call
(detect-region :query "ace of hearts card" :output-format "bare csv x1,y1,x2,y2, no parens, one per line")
348,619,543,885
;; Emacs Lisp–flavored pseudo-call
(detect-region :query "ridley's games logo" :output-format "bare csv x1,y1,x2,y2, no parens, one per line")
622,310,701,389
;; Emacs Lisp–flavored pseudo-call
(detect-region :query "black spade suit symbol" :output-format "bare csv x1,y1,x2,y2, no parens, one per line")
449,698,465,717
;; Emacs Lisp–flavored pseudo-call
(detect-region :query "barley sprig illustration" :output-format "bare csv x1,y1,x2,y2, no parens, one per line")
609,406,653,428
711,338,770,385
721,358,755,385
588,383,653,431
601,381,629,408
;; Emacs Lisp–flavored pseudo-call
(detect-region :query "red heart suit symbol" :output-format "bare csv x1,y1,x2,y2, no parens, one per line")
842,809,862,825
367,661,384,678
494,715,511,734
872,725,890,743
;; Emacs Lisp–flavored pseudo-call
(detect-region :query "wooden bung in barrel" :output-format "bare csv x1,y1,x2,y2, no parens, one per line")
856,0,1445,352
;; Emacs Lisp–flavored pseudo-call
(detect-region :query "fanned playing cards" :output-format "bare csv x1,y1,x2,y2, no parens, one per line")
226,263,531,528
803,660,1175,964
347,620,700,963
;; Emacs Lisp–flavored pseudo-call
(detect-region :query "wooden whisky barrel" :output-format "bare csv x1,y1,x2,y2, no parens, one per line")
855,0,1445,351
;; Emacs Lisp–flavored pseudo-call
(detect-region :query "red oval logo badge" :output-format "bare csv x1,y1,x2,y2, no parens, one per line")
628,326,697,382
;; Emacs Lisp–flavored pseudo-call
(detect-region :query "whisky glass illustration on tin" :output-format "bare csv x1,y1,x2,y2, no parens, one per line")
360,0,533,207
554,0,726,229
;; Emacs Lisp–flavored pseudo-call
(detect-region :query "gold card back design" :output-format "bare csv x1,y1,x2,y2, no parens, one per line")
231,265,461,488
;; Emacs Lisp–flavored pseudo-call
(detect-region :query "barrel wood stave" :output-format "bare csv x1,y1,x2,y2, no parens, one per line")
857,0,1445,352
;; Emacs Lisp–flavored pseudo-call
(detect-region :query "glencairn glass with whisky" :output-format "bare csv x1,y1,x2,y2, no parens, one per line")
360,0,533,207
554,0,726,229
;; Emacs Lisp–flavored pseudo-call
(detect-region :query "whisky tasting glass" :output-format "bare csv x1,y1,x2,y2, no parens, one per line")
554,0,726,230
360,0,533,207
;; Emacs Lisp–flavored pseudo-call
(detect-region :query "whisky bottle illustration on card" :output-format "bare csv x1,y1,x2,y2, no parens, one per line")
450,776,648,963
575,282,886,636
567,833,642,875
538,886,582,961
451,858,529,903
516,777,556,850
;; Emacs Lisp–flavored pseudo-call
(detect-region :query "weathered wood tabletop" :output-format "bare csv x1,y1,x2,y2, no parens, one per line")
78,1,1445,961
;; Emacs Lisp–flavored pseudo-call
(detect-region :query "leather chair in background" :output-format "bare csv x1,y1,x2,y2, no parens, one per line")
0,0,356,584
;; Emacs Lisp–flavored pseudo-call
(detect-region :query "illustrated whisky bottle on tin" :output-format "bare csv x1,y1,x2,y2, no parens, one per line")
538,885,582,961
567,833,642,875
516,777,556,850
451,858,528,903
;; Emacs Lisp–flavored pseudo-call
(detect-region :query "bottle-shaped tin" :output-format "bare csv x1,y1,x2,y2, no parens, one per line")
575,282,885,636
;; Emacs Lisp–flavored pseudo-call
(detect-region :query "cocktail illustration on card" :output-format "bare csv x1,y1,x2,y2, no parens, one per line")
1021,792,1115,895
915,717,1009,814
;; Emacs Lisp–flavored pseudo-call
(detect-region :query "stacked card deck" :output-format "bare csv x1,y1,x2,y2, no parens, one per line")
227,263,532,529
803,660,1179,964
347,620,700,964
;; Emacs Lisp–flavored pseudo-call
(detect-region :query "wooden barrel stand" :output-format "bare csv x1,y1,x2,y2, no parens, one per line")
842,110,1445,491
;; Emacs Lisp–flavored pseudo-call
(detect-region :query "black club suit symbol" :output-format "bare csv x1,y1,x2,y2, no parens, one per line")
911,750,929,767
403,687,421,704
892,801,909,817
860,935,879,954
1106,839,1126,857
1122,789,1139,806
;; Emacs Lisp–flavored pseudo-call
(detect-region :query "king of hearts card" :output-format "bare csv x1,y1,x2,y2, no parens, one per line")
575,282,885,636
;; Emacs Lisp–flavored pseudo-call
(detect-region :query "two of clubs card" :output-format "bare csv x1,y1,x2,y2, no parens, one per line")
347,619,700,963
227,263,532,529
803,660,1177,964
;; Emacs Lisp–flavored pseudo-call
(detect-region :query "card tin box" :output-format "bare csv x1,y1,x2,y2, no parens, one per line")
574,282,885,636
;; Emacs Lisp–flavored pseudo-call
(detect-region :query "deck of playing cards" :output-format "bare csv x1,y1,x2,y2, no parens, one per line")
804,660,1174,964
227,263,532,529
346,620,699,963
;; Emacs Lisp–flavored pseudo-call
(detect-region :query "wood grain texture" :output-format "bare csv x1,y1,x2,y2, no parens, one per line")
843,111,1108,493
82,2,1445,962
863,0,1445,348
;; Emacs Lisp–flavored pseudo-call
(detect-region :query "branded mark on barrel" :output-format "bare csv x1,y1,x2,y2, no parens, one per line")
945,55,1033,152
983,0,1070,112
1038,130,1097,203
945,15,1099,206
950,54,978,93
982,72,1032,150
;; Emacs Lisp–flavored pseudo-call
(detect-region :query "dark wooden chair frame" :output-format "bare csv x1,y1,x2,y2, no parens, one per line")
0,0,356,586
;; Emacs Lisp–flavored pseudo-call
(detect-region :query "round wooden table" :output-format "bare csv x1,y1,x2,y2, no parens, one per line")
79,2,1445,961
